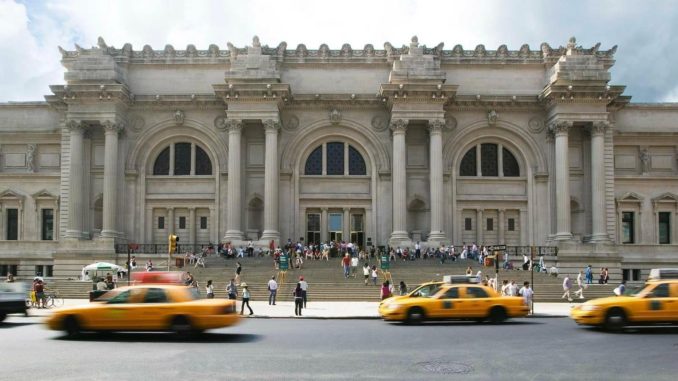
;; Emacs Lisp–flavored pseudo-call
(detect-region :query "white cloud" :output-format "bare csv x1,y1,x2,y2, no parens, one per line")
1,0,677,102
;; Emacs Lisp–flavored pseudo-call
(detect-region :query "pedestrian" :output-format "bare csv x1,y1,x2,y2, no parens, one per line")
146,259,153,272
5,273,14,283
508,280,517,296
613,280,627,296
585,265,593,284
380,281,392,300
574,271,586,299
235,261,242,285
293,282,303,316
371,265,378,286
501,280,509,296
268,275,278,305
240,283,254,315
206,279,214,299
299,276,308,308
227,278,238,300
562,274,573,302
363,263,370,286
465,266,473,276
350,256,359,278
519,281,534,314
522,253,530,271
598,267,606,284
342,253,351,279
399,281,408,295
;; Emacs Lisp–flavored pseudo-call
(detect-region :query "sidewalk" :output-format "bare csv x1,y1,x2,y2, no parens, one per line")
26,299,577,319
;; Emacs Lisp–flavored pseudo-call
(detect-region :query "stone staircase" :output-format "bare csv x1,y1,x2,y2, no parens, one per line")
49,255,618,302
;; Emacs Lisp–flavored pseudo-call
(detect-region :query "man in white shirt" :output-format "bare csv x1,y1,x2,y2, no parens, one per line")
519,281,534,314
267,276,278,305
350,256,359,278
508,280,518,296
299,276,309,308
415,241,421,259
562,275,573,302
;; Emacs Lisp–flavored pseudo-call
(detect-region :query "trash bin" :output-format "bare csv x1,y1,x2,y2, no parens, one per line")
175,258,184,268
484,256,494,267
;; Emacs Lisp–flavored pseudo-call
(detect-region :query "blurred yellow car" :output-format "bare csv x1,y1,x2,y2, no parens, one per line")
45,284,239,337
571,279,678,331
378,281,529,324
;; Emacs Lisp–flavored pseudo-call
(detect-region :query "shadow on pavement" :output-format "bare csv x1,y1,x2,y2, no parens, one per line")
53,332,262,343
0,321,40,328
388,320,545,327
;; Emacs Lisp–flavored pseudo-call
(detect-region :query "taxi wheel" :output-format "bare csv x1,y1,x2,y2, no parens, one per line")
63,316,81,338
604,308,626,331
488,307,507,324
171,316,194,337
405,307,425,324
0,313,6,323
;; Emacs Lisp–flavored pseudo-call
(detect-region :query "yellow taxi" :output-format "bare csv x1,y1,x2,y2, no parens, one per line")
45,284,240,337
571,279,678,331
378,278,530,324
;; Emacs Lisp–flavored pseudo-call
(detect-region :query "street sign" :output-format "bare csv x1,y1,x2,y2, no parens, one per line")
380,253,390,270
488,245,507,251
279,254,289,270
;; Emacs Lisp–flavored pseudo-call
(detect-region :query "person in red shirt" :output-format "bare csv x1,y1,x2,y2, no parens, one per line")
341,254,351,279
34,280,45,308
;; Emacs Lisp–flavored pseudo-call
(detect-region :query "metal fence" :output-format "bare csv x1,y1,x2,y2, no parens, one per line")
114,243,216,255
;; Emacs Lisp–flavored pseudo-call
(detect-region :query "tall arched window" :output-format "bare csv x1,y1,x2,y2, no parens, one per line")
459,144,520,177
152,142,213,176
303,142,367,176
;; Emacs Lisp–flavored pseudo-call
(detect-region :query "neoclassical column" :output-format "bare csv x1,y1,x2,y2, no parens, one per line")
65,120,85,239
428,119,446,242
552,121,573,240
261,119,281,242
188,207,196,244
167,208,175,235
224,119,244,241
101,121,123,238
390,119,409,242
476,209,484,244
498,209,505,244
343,208,350,242
321,208,328,242
589,121,609,242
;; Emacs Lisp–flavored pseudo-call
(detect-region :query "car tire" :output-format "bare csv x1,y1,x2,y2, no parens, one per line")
171,316,193,338
0,313,6,323
604,308,626,331
63,316,81,338
488,307,507,324
405,307,425,325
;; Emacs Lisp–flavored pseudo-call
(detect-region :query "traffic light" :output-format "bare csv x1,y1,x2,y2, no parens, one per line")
168,234,177,254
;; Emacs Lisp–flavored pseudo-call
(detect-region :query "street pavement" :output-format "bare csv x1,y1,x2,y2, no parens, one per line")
2,315,678,380
27,299,575,319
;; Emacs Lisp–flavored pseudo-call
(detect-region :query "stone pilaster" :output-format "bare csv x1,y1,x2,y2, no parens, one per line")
260,119,281,243
498,209,505,244
189,207,196,244
100,121,123,239
476,209,484,244
552,120,573,240
389,119,409,243
167,207,175,235
64,120,85,239
427,119,446,242
224,119,244,242
343,208,350,243
590,122,610,242
321,208,328,243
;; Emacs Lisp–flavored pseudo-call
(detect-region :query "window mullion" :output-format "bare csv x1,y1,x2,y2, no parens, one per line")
322,143,327,175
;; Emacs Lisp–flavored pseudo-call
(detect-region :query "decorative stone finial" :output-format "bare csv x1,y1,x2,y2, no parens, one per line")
329,109,342,124
97,37,107,49
487,110,498,126
410,36,419,48
252,35,261,48
567,36,577,52
174,110,185,125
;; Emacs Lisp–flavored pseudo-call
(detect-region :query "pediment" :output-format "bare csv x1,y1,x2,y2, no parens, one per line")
0,189,26,201
32,189,58,200
652,192,678,203
617,192,644,203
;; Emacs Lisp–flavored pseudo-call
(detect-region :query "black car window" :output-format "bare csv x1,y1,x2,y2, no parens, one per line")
465,287,489,298
649,283,669,298
441,287,459,299
144,288,169,303
107,290,130,304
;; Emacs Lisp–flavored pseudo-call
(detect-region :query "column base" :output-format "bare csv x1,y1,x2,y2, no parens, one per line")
100,230,119,239
223,230,244,242
63,230,83,240
553,232,573,241
260,230,280,242
389,231,412,248
427,232,448,247
588,233,610,243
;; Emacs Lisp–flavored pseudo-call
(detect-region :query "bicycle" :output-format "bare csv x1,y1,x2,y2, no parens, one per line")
44,291,64,308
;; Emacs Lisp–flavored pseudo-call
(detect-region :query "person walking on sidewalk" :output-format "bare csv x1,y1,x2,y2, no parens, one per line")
235,262,242,285
293,283,304,316
342,253,351,279
206,280,215,299
363,263,370,286
371,265,378,286
268,276,278,305
350,256,359,278
574,271,586,299
399,281,408,296
227,279,238,300
519,281,534,314
240,283,254,315
299,276,308,308
585,264,593,284
562,275,573,302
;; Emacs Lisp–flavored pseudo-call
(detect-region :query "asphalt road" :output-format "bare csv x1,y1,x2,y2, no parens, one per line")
1,316,677,381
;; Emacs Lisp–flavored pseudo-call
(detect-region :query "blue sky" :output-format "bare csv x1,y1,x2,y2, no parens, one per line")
2,0,677,102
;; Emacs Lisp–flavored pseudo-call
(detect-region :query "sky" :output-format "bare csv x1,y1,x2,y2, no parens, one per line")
1,0,677,103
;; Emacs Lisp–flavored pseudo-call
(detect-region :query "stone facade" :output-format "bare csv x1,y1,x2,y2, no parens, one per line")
0,36,677,280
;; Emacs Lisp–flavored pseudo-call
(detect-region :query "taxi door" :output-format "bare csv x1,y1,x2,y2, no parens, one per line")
137,287,176,329
639,283,672,322
461,286,493,318
93,288,146,330
432,287,464,319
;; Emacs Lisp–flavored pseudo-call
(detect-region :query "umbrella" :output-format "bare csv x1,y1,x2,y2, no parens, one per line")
83,262,124,272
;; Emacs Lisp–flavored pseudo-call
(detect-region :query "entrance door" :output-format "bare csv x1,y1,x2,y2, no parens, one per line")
350,213,364,247
329,213,343,242
306,213,321,245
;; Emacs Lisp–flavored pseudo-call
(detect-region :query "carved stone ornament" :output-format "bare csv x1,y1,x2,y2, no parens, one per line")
590,121,609,136
487,110,498,126
282,115,299,131
428,119,445,133
329,109,342,125
26,144,36,173
129,115,145,132
549,120,572,135
263,119,281,132
445,114,458,130
174,110,185,125
371,115,388,132
214,115,228,131
66,119,84,132
528,117,545,134
389,119,408,133
224,119,243,132
639,148,650,174
102,120,124,134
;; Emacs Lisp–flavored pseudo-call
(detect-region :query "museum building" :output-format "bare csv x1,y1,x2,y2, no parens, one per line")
0,36,677,279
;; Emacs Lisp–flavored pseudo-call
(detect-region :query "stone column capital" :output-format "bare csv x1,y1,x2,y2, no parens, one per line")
389,118,409,134
548,120,573,136
66,120,85,133
166,207,174,213
589,121,610,136
224,119,243,133
427,119,445,134
263,119,281,133
102,120,124,135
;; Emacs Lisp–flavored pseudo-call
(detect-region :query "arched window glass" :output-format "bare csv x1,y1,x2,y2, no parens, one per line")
304,146,322,175
502,148,520,177
460,148,477,176
326,142,344,175
153,147,170,175
348,146,366,175
174,143,191,175
481,143,498,176
195,145,212,175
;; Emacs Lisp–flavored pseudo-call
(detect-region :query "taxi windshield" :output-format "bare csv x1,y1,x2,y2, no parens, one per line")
410,283,442,298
